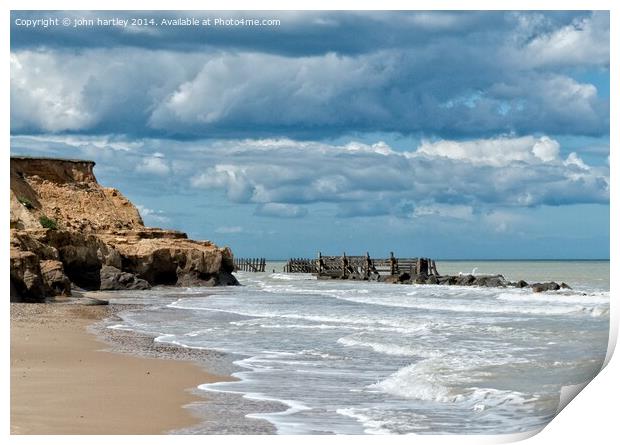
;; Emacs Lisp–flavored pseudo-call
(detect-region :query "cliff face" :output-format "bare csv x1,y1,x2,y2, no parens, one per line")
10,157,238,302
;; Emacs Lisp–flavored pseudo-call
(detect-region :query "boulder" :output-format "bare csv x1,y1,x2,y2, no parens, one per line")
40,260,71,296
414,274,428,284
515,280,529,288
99,265,151,290
531,282,561,293
380,275,400,284
456,274,476,286
474,275,507,287
10,249,46,302
426,275,438,285
398,272,411,283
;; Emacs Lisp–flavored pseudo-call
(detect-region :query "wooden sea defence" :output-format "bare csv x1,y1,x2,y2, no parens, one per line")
317,251,439,280
284,252,439,279
234,257,266,272
281,252,570,291
284,258,318,273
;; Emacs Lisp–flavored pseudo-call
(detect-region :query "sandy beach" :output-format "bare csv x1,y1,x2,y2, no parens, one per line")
10,302,230,435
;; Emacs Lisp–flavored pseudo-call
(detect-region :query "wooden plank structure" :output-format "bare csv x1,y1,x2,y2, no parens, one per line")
284,258,318,273
234,257,266,272
284,252,439,279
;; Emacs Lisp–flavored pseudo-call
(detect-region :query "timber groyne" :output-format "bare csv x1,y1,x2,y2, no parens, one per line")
281,252,571,291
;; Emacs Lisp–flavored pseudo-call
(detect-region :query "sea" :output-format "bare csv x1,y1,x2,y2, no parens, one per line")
103,260,610,435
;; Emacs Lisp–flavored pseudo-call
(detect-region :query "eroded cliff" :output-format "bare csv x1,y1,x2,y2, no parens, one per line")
10,156,238,302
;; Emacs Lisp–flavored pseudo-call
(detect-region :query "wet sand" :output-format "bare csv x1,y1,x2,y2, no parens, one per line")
10,302,231,435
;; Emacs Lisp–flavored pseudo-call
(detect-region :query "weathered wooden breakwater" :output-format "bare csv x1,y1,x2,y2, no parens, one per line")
282,252,571,291
284,258,318,273
234,257,266,272
316,252,439,280
282,252,439,280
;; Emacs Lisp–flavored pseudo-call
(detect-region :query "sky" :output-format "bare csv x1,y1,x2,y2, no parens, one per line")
10,10,610,259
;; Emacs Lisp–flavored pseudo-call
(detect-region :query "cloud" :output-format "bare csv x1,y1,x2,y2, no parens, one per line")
519,12,610,67
412,204,475,221
135,204,170,225
11,134,610,222
254,203,308,218
416,135,560,166
136,155,170,175
10,11,609,139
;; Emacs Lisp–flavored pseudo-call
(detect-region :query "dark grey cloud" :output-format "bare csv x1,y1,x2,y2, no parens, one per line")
10,11,582,56
10,11,609,139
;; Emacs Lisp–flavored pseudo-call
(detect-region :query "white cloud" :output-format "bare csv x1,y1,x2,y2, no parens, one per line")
136,156,170,176
135,204,170,225
10,52,95,132
255,203,308,218
520,12,609,67
184,137,608,213
416,135,560,166
531,136,560,162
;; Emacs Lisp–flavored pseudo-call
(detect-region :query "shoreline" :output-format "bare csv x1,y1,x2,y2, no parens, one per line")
10,301,238,434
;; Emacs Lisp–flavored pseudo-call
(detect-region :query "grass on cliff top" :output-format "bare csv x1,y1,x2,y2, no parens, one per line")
39,215,58,230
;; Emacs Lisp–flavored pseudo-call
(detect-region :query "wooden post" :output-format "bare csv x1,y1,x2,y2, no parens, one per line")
342,252,347,279
431,259,438,276
390,251,396,276
365,252,371,279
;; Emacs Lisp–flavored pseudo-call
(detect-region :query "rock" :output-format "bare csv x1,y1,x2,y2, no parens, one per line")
531,284,544,293
437,276,452,285
39,260,71,296
10,249,46,302
473,275,506,287
531,282,561,292
485,276,507,288
80,297,109,306
414,274,428,284
9,157,239,301
515,280,529,288
560,282,572,289
380,275,400,284
456,274,476,286
99,265,151,290
426,275,438,285
398,272,411,283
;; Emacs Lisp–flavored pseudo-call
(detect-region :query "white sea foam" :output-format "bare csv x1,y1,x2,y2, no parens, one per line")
336,408,394,434
331,293,605,317
111,261,609,434
337,336,438,358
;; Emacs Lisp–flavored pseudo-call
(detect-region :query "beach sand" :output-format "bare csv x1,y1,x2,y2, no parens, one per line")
10,302,230,435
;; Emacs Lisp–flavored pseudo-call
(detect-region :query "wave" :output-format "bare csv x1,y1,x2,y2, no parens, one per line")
369,352,532,403
496,291,609,305
331,293,608,317
337,335,438,358
268,273,314,281
168,299,433,332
